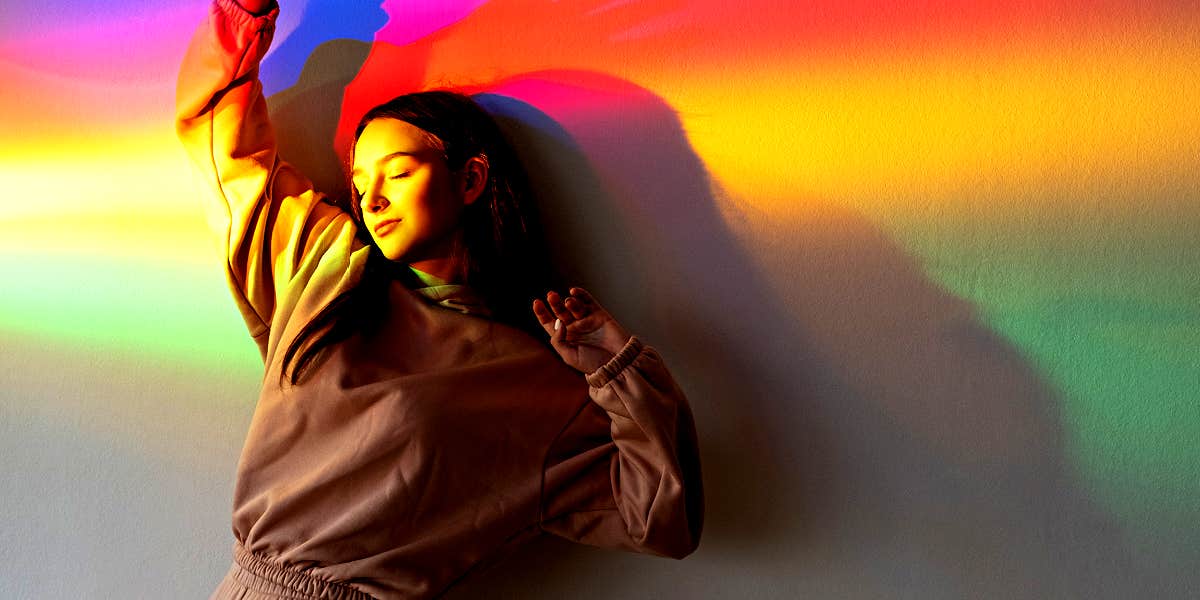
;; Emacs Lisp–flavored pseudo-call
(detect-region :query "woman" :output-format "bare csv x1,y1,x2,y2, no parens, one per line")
176,1,704,598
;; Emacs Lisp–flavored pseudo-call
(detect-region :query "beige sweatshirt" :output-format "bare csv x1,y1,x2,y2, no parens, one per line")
176,1,704,597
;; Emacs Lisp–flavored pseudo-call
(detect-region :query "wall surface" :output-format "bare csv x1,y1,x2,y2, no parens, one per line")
1,1,1197,598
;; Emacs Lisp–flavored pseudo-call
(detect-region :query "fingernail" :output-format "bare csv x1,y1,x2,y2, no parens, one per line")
554,319,561,331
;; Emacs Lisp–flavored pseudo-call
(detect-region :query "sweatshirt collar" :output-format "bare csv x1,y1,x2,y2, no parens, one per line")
405,266,493,318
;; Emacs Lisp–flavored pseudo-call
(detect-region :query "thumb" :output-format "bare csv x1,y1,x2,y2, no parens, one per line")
551,318,567,345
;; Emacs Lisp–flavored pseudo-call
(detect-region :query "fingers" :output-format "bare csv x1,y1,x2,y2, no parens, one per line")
570,287,608,315
568,287,598,306
533,292,577,338
543,290,567,322
532,287,606,337
531,299,556,334
563,296,589,319
550,314,566,345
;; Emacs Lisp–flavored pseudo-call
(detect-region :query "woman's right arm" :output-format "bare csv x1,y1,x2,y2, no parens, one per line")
176,0,361,359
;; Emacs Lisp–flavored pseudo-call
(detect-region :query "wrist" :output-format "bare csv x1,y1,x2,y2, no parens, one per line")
585,336,644,388
600,324,632,356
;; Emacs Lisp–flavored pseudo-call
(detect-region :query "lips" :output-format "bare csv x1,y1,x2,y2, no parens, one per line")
374,219,401,236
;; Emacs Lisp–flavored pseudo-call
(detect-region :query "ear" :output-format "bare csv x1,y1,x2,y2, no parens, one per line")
459,155,489,206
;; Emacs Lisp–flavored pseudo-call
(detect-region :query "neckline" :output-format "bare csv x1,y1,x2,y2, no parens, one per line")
402,265,492,318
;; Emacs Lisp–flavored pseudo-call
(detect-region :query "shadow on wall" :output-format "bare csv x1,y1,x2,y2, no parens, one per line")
267,38,371,199
470,71,817,551
445,73,1168,599
259,0,387,96
262,0,387,197
261,7,1173,599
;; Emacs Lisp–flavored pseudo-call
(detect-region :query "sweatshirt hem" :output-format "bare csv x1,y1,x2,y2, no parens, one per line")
230,540,377,599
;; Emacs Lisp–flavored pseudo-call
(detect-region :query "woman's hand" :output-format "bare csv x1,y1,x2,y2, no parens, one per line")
533,287,632,374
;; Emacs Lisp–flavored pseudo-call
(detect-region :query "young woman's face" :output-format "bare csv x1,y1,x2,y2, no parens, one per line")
352,118,466,264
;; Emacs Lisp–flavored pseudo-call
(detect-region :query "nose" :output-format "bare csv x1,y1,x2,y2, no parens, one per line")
365,193,388,213
362,179,389,213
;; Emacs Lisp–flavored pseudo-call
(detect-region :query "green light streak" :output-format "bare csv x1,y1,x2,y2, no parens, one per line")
0,253,261,380
881,177,1200,564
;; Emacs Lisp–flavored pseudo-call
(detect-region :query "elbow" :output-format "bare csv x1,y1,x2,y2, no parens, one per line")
646,468,705,560
638,498,704,560
667,473,705,559
642,527,701,560
673,505,705,559
659,535,701,560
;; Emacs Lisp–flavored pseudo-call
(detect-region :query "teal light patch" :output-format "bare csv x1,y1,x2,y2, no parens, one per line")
0,252,261,379
881,181,1200,564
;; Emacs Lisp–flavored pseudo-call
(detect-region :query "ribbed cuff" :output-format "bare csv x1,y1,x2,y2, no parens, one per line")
217,0,279,24
585,336,644,388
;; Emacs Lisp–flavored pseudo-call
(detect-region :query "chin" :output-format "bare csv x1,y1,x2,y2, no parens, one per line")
371,237,413,263
381,249,412,263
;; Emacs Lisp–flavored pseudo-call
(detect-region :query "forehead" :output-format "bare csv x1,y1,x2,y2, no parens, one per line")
353,118,439,167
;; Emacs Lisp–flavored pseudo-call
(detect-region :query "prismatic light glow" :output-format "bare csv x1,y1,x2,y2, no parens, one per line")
0,0,1197,577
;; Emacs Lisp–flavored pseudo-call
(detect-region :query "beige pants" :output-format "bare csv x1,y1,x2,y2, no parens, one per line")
209,541,376,600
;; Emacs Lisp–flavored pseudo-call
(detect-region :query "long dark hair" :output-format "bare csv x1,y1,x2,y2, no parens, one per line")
280,91,555,385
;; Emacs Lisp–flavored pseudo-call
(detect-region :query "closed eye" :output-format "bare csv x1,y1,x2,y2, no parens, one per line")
389,172,411,180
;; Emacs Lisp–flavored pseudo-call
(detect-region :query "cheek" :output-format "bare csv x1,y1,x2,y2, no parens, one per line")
421,179,463,226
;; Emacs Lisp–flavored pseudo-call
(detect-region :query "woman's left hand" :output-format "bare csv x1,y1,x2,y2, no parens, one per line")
533,287,632,374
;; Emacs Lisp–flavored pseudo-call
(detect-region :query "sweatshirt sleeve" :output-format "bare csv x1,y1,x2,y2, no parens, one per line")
175,0,361,359
539,337,705,559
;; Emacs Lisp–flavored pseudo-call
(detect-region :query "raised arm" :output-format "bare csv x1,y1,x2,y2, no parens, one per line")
176,0,361,359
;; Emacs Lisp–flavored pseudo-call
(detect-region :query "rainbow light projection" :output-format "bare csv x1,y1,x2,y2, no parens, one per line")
1,0,1196,578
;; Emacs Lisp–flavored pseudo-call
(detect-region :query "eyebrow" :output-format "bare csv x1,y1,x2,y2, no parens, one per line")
351,151,416,176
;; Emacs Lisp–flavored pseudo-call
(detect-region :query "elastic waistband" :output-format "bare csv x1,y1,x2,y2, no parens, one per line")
231,540,376,600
